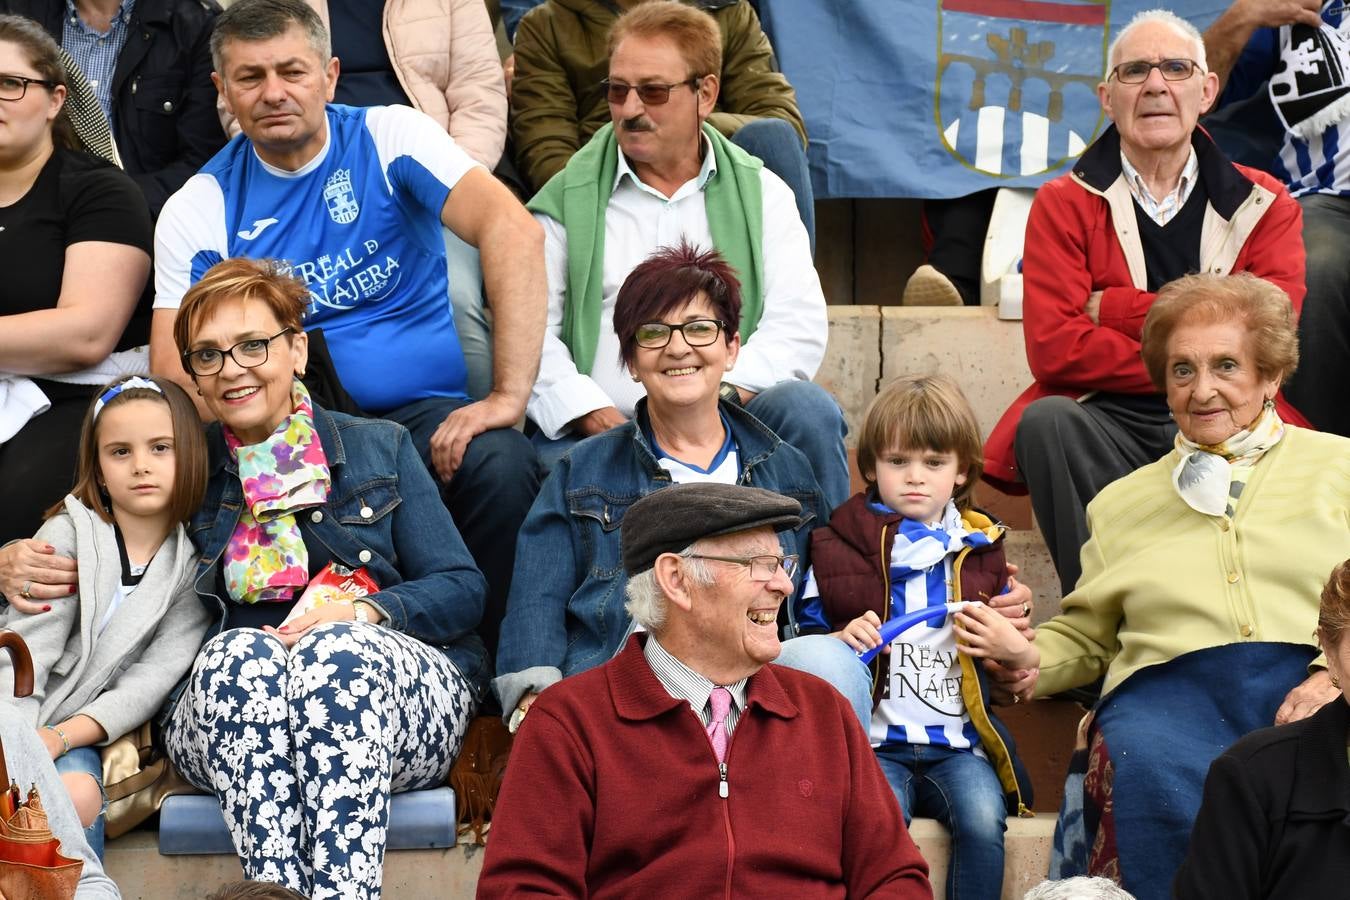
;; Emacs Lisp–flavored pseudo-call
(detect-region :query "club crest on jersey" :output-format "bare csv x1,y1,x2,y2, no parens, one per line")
323,168,360,225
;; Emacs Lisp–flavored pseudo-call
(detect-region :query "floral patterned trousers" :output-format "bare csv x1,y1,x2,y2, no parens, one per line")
164,623,475,900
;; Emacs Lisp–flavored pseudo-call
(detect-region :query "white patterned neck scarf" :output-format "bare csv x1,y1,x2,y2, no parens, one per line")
1171,402,1284,518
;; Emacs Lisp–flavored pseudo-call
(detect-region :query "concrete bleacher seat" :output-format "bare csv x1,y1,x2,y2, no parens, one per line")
158,788,459,855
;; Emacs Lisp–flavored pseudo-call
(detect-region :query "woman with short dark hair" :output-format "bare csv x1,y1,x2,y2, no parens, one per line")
494,242,849,729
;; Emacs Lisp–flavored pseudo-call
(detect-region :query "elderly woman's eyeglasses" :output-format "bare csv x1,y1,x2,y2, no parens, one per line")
182,328,294,376
634,318,726,349
601,76,702,106
0,74,58,102
1109,59,1201,84
687,554,800,582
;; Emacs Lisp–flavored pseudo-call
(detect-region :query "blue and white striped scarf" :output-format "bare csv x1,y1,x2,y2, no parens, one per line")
877,500,993,624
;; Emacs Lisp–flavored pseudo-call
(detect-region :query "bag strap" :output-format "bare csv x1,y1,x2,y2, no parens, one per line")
0,629,35,809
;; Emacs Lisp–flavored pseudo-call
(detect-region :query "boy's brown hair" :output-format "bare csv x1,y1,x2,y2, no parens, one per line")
857,373,983,511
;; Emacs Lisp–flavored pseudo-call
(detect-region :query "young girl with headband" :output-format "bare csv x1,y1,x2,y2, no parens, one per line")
0,375,211,857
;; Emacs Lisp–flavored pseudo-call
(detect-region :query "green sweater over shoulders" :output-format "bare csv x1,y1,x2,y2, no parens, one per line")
528,122,765,377
1034,426,1350,699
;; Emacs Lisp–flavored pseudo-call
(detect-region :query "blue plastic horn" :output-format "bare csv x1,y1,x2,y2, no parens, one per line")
857,602,971,664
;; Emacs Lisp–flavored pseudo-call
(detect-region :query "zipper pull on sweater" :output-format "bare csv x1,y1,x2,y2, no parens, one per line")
718,762,729,798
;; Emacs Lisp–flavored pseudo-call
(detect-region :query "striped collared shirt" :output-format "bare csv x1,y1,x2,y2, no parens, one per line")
1120,148,1199,226
644,636,749,740
63,0,136,125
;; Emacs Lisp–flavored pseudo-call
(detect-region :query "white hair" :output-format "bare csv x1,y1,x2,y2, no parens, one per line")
1107,9,1207,73
1024,877,1137,900
624,542,715,633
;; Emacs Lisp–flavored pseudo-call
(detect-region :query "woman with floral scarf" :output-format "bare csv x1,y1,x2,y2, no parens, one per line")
159,258,486,900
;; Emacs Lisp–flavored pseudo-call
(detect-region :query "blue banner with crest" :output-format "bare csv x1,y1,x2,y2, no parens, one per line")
756,0,1230,198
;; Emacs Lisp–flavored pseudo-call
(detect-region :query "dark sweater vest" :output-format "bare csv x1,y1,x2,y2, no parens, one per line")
1134,174,1208,291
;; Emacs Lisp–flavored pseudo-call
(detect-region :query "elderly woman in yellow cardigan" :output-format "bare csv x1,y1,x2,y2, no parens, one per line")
962,272,1350,898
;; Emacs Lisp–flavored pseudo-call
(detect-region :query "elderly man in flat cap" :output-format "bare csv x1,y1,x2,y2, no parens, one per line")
478,483,933,900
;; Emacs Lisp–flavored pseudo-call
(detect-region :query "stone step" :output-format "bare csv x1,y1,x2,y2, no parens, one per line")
102,818,1055,899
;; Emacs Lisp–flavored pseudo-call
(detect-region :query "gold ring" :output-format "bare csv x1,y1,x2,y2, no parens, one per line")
1021,602,1031,618
19,582,32,600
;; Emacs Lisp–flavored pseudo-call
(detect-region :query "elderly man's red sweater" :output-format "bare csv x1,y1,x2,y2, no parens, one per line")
479,635,932,899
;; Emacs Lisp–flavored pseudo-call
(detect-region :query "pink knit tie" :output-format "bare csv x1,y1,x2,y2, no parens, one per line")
707,687,732,764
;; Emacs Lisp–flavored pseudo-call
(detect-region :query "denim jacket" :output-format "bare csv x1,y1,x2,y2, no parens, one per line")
161,403,490,726
493,399,824,715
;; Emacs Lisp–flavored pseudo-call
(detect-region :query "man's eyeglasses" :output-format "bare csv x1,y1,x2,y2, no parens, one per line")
0,74,58,102
1109,58,1201,84
634,318,727,350
601,76,703,106
181,328,294,376
687,554,800,582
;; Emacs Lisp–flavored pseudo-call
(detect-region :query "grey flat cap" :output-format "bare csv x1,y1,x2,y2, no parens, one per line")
621,483,802,575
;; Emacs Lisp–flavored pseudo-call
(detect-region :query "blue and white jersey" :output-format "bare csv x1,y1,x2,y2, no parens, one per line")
154,104,482,414
648,412,741,485
1226,4,1350,197
869,507,986,755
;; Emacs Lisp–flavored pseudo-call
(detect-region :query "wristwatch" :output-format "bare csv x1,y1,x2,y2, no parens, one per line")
352,601,371,624
718,381,743,407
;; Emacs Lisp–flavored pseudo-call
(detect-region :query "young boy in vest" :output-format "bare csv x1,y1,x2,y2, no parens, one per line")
796,374,1033,900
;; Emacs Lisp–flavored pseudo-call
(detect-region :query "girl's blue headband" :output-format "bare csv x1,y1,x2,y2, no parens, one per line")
93,376,164,420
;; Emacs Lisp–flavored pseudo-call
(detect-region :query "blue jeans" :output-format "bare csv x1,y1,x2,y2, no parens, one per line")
745,381,849,514
773,634,873,731
384,396,542,665
874,743,1006,900
53,746,105,859
443,227,493,402
730,118,816,256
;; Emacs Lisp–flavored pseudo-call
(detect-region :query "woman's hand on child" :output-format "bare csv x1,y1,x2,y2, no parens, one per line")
987,564,1035,639
954,603,1039,670
983,659,1039,705
0,539,77,614
830,611,885,654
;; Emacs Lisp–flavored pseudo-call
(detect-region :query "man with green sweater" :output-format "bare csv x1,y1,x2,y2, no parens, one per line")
525,0,847,510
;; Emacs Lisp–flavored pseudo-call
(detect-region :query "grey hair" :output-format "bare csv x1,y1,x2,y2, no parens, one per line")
210,0,332,74
1106,9,1207,73
624,542,715,633
1024,877,1137,900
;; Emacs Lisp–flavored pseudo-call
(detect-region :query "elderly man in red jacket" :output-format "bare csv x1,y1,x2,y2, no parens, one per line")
983,9,1307,598
478,483,932,899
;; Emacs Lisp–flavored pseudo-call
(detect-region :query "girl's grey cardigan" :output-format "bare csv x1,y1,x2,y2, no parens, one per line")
0,496,209,743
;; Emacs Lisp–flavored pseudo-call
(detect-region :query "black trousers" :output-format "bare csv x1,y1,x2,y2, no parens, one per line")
1014,393,1176,595
0,380,98,544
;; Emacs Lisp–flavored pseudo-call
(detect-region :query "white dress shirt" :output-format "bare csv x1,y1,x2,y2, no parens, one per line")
529,135,827,439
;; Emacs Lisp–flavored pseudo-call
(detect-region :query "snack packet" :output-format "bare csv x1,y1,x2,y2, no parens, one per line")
281,562,379,626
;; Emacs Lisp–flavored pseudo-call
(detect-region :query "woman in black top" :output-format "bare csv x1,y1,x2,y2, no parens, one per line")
0,15,154,543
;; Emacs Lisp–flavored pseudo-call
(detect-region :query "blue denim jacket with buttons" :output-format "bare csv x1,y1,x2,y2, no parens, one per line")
493,399,824,714
160,403,490,727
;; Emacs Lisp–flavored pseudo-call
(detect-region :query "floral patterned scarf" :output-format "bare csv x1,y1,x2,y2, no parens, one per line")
223,380,331,604
1171,401,1284,519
